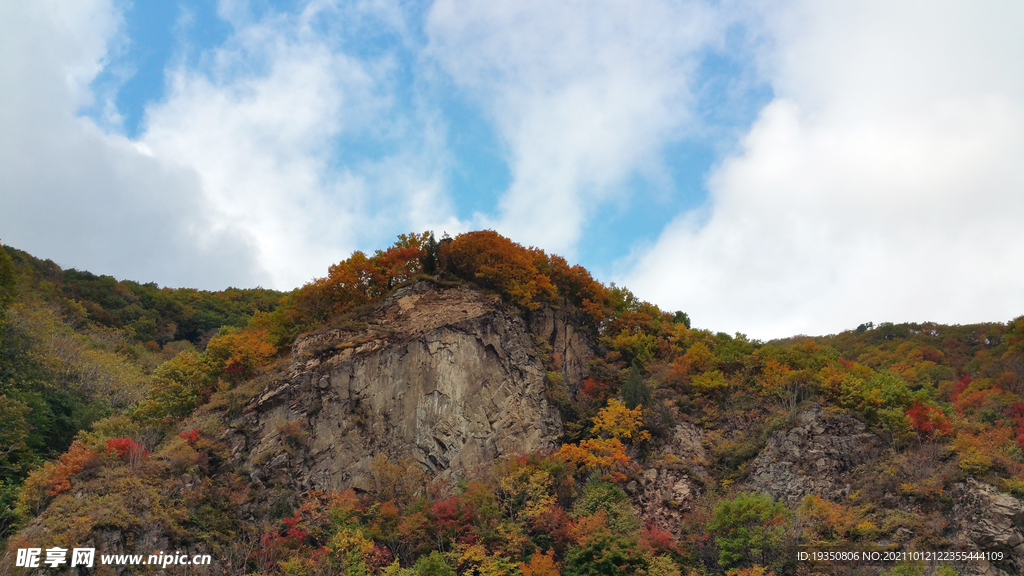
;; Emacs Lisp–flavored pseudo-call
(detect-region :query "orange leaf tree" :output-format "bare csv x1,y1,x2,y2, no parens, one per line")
206,327,277,383
555,438,632,483
443,230,556,310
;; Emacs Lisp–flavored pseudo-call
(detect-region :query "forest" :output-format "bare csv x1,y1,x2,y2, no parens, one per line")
2,232,1022,576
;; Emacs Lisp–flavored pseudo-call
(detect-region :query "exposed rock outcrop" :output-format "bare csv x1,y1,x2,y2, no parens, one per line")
230,281,582,493
528,305,593,392
628,423,709,535
951,479,1024,576
743,404,882,505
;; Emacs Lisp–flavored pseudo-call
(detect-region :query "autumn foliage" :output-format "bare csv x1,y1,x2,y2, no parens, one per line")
206,327,277,382
554,398,651,483
293,233,431,323
904,402,953,439
556,438,633,483
283,230,613,334
519,549,560,576
16,440,99,515
105,437,149,459
44,441,99,496
443,230,557,310
590,399,650,442
179,428,201,446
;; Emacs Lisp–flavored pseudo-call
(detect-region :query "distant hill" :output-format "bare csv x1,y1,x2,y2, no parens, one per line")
2,244,285,346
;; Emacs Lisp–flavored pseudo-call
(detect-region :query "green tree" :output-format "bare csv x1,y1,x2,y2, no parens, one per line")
672,311,690,329
422,231,440,275
0,244,16,308
563,534,649,576
571,479,639,534
133,349,213,422
621,364,651,410
708,492,792,569
413,551,455,576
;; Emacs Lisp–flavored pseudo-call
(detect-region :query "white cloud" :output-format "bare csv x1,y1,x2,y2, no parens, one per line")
0,0,265,288
624,1,1024,339
425,0,724,256
142,15,375,288
1,0,458,289
144,2,462,289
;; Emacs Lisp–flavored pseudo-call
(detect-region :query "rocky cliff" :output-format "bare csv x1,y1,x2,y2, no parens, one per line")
742,404,883,505
228,280,590,493
952,479,1024,576
739,405,1024,576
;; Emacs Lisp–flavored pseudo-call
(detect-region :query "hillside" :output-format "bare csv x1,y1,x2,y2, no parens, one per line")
2,232,1024,576
0,243,284,542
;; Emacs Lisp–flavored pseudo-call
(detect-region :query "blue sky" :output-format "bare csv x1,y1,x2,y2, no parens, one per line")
88,0,232,138
81,0,769,280
2,1,1023,338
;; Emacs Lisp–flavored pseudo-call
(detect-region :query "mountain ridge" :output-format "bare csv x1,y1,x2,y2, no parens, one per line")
3,234,1024,576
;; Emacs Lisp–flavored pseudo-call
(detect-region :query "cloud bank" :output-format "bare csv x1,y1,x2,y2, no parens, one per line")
1,0,456,289
0,0,265,288
624,1,1024,338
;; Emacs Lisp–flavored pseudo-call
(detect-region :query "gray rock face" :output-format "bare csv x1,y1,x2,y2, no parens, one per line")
742,404,882,505
232,281,576,492
952,479,1024,576
528,305,593,392
628,423,709,535
661,423,709,474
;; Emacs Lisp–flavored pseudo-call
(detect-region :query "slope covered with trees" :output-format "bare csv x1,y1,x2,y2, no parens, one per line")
2,233,1023,576
0,243,284,540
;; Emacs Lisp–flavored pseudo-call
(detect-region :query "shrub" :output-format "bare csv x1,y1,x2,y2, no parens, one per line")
905,403,953,439
16,440,99,516
205,327,277,383
562,533,649,576
691,370,730,396
413,551,455,576
496,462,555,524
367,455,423,507
105,437,149,468
133,349,212,422
798,495,870,544
519,549,560,576
708,492,791,569
431,495,477,545
328,527,375,572
591,399,650,442
555,438,633,483
571,480,639,535
179,428,201,446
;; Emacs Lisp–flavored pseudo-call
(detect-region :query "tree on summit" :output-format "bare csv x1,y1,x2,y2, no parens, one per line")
443,230,556,310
